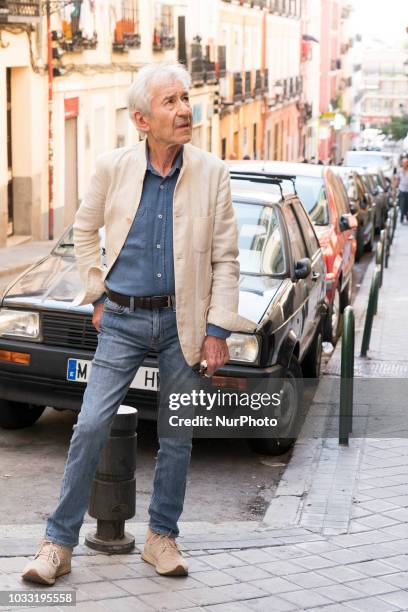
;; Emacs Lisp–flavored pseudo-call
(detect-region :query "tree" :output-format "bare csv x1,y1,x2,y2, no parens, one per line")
382,115,408,141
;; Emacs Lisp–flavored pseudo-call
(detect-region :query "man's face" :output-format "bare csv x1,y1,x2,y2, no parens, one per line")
137,78,192,146
403,158,408,170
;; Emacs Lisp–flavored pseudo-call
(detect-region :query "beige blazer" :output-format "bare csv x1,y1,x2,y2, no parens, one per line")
72,139,257,366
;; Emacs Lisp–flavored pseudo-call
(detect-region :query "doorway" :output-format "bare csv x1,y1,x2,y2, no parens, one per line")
64,116,78,227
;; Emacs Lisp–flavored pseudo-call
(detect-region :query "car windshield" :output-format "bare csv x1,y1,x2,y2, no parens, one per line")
345,152,393,169
233,201,286,276
293,177,330,226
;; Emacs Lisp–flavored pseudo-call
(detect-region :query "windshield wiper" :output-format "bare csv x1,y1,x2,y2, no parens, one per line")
58,242,74,247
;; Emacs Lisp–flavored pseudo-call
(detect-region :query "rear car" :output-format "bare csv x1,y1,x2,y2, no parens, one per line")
228,161,357,345
0,180,326,455
333,167,375,260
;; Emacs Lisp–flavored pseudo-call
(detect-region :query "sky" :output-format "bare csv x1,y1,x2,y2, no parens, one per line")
351,0,408,47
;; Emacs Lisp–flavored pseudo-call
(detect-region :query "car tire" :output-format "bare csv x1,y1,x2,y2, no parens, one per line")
247,356,303,456
364,225,374,252
302,326,323,379
0,400,45,430
340,275,352,311
324,286,342,345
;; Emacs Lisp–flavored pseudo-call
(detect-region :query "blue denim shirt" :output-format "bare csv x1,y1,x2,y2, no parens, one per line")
95,146,230,340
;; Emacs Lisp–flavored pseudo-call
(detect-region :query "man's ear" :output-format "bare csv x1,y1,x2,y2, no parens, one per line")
134,110,149,134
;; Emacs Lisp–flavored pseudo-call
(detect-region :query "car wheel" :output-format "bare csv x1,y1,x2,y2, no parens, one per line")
324,287,342,345
302,326,323,379
0,400,45,430
247,356,303,456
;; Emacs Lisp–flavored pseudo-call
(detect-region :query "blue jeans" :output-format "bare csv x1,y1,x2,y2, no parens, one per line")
45,298,196,548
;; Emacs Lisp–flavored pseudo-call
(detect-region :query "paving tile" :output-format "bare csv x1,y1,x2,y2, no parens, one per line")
150,575,203,591
295,541,341,555
139,590,198,610
223,565,271,581
197,553,246,570
293,554,338,571
380,570,408,589
249,576,301,595
113,577,166,596
206,604,254,612
379,590,408,609
244,595,297,611
314,583,368,603
75,564,138,581
346,596,398,612
69,602,111,612
0,557,29,573
56,566,103,585
72,554,124,567
345,577,396,596
357,515,399,530
182,583,268,606
279,588,333,608
230,550,276,565
187,558,215,573
307,605,355,612
286,571,334,588
320,548,374,565
192,569,237,587
349,560,398,577
256,560,304,576
99,596,155,612
75,580,129,602
382,555,408,571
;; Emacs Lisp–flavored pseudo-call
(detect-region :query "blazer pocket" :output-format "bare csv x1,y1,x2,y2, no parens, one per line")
193,215,214,253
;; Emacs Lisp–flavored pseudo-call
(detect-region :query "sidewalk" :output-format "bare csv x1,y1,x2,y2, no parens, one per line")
0,239,56,283
1,228,408,611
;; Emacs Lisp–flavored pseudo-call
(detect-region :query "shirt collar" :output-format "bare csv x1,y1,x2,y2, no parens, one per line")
146,144,183,178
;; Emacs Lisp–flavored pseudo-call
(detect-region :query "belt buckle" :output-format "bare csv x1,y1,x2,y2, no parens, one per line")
129,296,135,311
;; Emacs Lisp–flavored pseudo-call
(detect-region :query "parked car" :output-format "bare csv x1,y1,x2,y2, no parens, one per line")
359,168,389,232
333,167,375,261
344,150,395,179
229,162,357,345
0,178,326,456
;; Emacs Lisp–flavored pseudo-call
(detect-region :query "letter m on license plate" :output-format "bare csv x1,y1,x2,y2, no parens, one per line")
67,358,90,382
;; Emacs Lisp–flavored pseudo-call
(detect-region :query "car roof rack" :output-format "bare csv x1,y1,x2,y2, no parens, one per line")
229,171,297,198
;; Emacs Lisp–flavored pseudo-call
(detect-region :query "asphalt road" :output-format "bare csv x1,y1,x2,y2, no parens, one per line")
0,249,373,526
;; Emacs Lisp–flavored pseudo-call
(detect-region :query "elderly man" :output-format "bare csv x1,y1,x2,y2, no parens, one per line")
22,61,255,585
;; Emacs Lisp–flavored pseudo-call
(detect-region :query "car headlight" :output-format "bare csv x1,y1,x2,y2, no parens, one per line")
226,333,260,364
0,310,41,340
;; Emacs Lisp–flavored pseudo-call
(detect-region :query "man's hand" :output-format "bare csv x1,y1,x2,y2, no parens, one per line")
92,303,104,332
200,336,230,377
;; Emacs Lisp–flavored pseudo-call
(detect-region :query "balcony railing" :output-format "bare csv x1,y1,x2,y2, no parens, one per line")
204,58,217,85
245,71,252,99
153,30,176,51
0,0,40,22
233,72,244,103
60,32,98,52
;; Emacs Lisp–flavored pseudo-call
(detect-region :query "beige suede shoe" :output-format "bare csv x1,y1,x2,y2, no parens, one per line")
141,528,188,576
22,539,72,586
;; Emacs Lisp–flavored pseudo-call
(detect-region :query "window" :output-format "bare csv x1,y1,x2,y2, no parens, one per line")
113,0,140,50
284,206,308,263
221,138,227,160
294,177,330,225
233,202,286,275
293,204,320,258
153,3,175,50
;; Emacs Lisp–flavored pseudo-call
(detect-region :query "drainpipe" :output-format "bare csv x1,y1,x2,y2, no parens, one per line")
46,0,54,240
260,8,267,160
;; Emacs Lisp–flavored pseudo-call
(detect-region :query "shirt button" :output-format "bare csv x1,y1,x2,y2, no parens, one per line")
160,185,164,190
157,273,162,278
158,214,163,219
156,244,161,249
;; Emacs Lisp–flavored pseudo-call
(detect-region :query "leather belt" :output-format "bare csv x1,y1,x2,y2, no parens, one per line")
107,289,174,310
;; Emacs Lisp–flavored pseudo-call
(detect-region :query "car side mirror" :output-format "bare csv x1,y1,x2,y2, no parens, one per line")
294,258,312,280
349,200,358,214
340,214,351,232
372,187,379,196
361,193,369,209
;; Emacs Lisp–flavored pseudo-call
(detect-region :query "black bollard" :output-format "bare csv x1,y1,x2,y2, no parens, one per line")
85,405,138,553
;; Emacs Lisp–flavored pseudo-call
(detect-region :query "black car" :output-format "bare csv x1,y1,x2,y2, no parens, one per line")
333,167,375,260
0,177,326,455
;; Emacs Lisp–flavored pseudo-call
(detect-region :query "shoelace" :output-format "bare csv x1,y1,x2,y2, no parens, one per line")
152,533,181,555
34,541,61,567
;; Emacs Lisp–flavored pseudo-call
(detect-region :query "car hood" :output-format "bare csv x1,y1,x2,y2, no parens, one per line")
2,255,283,326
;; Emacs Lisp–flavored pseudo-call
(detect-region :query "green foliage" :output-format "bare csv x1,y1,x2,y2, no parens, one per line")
382,115,408,141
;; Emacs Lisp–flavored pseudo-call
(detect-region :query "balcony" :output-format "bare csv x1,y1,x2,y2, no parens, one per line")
233,73,244,103
244,71,252,100
0,0,40,23
283,78,288,99
153,30,176,51
60,32,98,52
204,58,217,85
254,69,263,96
112,4,141,52
263,68,269,93
190,42,205,86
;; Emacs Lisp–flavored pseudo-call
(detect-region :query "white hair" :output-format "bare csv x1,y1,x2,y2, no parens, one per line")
127,61,191,124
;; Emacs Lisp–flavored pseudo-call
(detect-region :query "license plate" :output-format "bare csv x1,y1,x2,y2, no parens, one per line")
66,359,159,391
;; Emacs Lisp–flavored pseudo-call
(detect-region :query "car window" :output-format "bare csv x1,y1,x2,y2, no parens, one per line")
355,174,366,199
284,205,308,263
53,227,106,257
329,175,350,219
294,177,330,226
233,201,286,275
292,202,320,257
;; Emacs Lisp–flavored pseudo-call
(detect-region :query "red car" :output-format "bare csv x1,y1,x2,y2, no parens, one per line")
228,162,357,344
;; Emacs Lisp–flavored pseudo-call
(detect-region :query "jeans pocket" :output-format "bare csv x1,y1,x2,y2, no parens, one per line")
104,297,127,315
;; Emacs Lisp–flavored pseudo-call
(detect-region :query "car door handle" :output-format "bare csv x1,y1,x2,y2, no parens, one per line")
311,271,320,281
